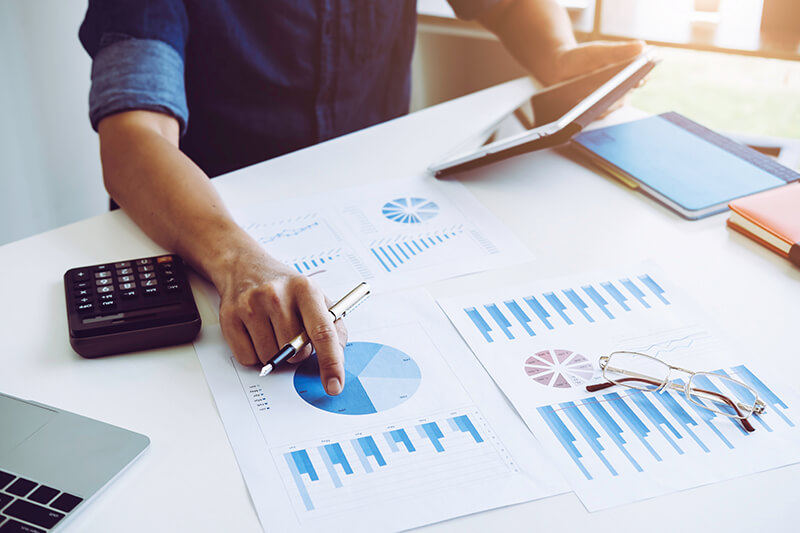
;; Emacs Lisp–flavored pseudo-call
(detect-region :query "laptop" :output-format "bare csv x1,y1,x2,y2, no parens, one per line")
429,53,658,177
0,393,149,532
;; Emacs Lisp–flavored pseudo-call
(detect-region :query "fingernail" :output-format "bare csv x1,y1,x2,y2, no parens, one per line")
326,377,342,395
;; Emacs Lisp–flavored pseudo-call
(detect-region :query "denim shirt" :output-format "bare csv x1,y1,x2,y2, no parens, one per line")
80,0,502,178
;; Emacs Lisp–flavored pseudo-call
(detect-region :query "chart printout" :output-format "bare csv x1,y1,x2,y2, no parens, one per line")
193,291,566,533
437,267,800,511
230,177,531,296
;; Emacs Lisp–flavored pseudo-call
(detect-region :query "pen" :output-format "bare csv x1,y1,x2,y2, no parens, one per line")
259,282,371,377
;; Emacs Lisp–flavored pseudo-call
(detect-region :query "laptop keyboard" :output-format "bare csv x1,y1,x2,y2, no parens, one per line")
0,470,83,532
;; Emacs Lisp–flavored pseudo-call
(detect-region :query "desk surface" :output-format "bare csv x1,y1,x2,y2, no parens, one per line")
1,78,798,532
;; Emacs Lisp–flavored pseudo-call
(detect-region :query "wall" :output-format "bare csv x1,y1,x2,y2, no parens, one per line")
0,1,107,246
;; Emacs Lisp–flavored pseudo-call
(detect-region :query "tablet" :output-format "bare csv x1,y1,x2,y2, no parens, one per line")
430,53,659,177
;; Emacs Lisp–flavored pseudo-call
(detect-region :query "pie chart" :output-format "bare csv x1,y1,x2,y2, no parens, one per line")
524,349,594,388
294,342,421,415
382,197,439,224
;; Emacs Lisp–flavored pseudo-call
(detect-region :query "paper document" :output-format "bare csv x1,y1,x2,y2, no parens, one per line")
193,290,566,533
437,266,800,510
231,177,531,296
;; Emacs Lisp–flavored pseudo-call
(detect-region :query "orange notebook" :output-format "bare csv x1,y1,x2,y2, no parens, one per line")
728,182,800,267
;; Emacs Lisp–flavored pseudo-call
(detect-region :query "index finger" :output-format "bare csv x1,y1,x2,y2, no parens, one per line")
295,282,346,396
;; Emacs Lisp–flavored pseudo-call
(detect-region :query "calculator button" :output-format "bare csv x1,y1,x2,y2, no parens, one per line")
72,270,90,282
116,268,133,276
166,283,181,292
138,272,156,280
156,255,173,263
99,300,116,310
119,282,136,291
137,265,154,273
95,278,113,286
77,303,94,314
140,279,158,287
94,271,112,279
143,286,159,296
97,285,114,294
75,289,92,298
114,261,132,268
136,258,152,266
76,297,92,306
121,290,137,299
73,281,90,290
160,269,175,277
118,275,134,283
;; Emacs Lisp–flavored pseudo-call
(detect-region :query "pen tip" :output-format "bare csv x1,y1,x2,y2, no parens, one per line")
260,364,273,377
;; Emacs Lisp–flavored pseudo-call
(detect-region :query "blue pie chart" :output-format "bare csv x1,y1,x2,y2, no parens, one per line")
294,342,421,415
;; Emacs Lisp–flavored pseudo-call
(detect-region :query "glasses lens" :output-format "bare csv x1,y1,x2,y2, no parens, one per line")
604,352,669,391
687,372,758,419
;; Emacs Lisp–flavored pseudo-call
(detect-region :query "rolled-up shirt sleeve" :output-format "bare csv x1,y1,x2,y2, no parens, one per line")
447,0,507,20
88,37,189,134
79,0,189,134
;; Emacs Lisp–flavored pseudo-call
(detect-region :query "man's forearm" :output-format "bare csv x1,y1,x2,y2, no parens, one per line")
479,0,577,85
97,110,259,288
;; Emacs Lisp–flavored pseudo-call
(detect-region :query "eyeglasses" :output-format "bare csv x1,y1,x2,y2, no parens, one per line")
585,351,766,432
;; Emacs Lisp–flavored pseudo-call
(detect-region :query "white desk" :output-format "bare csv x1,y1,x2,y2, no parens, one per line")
1,78,798,532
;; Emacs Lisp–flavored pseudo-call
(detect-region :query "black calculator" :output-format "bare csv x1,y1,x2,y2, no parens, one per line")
64,254,201,358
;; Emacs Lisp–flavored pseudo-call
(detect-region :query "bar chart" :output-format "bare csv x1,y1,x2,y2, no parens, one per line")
463,274,671,344
279,410,515,514
537,364,794,482
369,227,465,273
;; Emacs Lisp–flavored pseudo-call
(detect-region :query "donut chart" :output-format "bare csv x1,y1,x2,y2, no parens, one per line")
294,342,421,415
382,197,439,224
524,349,594,388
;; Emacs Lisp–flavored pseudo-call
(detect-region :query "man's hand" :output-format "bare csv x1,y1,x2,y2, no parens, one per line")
550,40,645,84
98,110,347,395
215,244,348,395
479,0,645,86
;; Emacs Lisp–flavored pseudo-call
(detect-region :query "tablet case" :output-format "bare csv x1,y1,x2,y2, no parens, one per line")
572,112,800,219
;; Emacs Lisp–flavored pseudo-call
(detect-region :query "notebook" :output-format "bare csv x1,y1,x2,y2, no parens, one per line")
727,182,800,267
571,112,800,219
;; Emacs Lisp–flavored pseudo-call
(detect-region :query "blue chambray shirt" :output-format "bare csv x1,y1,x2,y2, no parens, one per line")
80,0,502,178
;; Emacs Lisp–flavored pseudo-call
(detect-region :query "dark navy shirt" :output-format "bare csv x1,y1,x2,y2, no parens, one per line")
80,0,500,178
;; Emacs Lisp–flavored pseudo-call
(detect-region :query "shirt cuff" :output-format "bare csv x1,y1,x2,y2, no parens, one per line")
447,0,507,20
88,37,189,135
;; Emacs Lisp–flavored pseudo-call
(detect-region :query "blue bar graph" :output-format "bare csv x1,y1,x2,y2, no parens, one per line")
418,422,446,452
563,289,594,323
387,429,416,452
450,415,484,443
285,450,318,510
620,278,650,308
465,307,493,342
582,285,614,319
639,274,670,305
461,275,672,343
355,436,387,469
601,281,630,311
369,230,460,273
536,365,791,482
293,253,341,274
485,304,514,339
504,300,535,336
544,292,573,325
524,296,553,329
283,413,491,512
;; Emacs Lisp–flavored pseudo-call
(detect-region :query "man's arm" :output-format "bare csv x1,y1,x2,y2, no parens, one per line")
98,110,346,395
477,0,644,85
